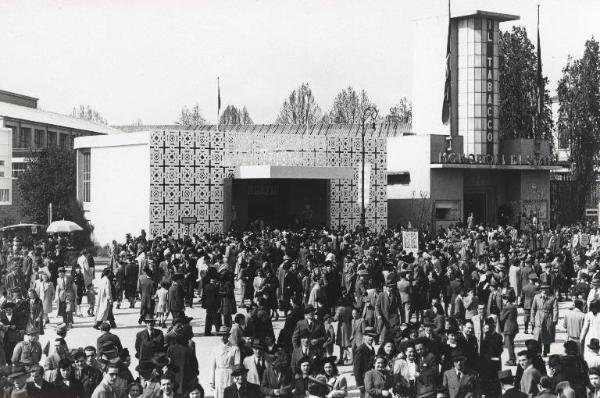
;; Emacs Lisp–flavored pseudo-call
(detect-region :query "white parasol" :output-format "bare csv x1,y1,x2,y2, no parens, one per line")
46,220,83,234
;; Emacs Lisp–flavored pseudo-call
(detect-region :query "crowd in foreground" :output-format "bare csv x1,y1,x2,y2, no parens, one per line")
0,221,600,398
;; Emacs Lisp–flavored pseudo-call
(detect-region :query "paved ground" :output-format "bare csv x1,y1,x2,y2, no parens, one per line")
37,257,572,396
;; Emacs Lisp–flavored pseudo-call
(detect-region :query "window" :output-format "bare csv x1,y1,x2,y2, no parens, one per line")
10,126,18,148
34,129,45,148
19,127,31,148
0,189,10,203
47,131,57,147
82,152,91,202
387,172,411,185
12,163,27,178
435,201,461,221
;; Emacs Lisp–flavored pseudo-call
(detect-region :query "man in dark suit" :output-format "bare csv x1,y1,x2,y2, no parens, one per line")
96,322,123,356
124,259,139,308
500,292,519,366
519,274,539,334
498,369,526,398
138,267,156,325
290,330,318,374
202,277,221,336
168,273,186,320
135,315,165,363
55,267,76,325
375,278,400,342
225,364,262,398
353,326,377,398
291,305,326,352
442,351,481,398
260,355,293,398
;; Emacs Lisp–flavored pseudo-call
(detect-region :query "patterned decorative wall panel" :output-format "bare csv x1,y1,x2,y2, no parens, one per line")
150,130,387,238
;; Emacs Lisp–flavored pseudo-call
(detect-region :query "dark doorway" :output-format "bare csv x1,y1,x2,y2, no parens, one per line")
231,179,329,229
464,192,487,225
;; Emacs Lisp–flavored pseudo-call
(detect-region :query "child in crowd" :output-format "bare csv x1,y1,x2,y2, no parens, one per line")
86,283,96,317
156,281,169,328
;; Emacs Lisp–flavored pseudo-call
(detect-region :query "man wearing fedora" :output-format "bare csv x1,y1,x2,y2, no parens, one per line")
520,273,539,335
243,339,271,385
135,314,165,363
260,353,293,398
498,369,526,398
500,290,519,366
0,301,22,365
224,364,262,398
530,284,559,356
291,304,326,352
375,275,401,343
354,326,377,398
442,351,480,398
56,266,76,326
4,365,30,397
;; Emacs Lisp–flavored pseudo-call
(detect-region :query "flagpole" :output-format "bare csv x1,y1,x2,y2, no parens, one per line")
217,76,221,132
536,4,542,138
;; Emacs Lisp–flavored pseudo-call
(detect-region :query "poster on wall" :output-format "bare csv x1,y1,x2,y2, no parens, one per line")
356,163,371,206
402,230,419,255
522,200,548,220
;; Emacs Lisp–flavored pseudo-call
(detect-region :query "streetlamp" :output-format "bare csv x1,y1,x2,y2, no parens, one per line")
360,106,378,234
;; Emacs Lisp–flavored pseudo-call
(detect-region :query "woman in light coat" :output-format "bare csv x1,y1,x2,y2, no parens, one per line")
94,268,113,326
34,272,55,325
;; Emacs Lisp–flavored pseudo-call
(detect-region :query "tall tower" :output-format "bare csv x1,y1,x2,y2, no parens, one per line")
412,10,518,156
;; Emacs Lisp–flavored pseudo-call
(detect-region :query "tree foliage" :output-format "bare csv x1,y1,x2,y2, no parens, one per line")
557,38,600,219
328,87,377,124
17,147,92,244
220,105,253,125
499,26,553,139
275,83,322,125
71,105,107,125
386,97,413,125
176,104,206,129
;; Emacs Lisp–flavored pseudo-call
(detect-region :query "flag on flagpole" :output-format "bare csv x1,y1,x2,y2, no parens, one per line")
218,77,222,115
441,0,451,125
536,5,543,118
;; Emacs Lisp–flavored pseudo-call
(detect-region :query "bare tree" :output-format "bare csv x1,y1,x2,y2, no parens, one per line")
329,86,377,124
176,104,206,129
71,105,108,125
275,83,322,125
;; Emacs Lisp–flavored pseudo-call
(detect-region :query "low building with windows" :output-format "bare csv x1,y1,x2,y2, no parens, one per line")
0,90,122,222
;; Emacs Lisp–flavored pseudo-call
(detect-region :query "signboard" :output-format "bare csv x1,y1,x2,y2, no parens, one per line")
181,216,197,225
402,230,419,255
485,18,495,155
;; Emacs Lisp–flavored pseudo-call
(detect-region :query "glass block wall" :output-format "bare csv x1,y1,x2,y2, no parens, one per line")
457,17,500,156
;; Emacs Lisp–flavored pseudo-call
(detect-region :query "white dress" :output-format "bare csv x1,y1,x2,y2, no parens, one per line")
583,312,600,362
210,342,240,398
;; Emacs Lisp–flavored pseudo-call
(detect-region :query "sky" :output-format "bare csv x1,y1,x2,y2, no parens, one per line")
1,0,599,126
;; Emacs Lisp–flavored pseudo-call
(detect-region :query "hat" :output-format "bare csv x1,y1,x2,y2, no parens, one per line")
231,364,249,376
497,369,513,383
25,325,39,335
592,277,600,286
56,323,68,334
528,273,538,280
525,339,540,353
451,351,466,362
540,283,550,290
564,340,579,353
58,267,66,273
588,338,600,351
384,274,396,286
251,339,266,350
489,279,498,287
7,366,27,378
217,326,231,335
304,304,316,314
135,361,155,375
143,314,156,323
548,355,562,368
173,315,193,325
1,302,15,310
364,326,378,337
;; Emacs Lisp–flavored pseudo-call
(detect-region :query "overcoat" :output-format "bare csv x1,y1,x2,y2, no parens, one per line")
530,293,558,344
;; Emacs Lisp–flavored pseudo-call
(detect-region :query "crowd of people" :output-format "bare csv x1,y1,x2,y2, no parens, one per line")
0,222,600,398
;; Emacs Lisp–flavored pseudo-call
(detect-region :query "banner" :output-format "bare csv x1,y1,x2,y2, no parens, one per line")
402,230,419,255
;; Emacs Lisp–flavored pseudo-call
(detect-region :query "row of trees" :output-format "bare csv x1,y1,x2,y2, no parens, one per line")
173,86,412,129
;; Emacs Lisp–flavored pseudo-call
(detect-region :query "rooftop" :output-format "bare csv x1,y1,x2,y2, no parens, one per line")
451,10,520,22
112,122,412,137
0,101,123,135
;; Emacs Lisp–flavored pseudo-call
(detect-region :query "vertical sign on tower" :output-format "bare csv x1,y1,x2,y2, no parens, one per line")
485,18,494,155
